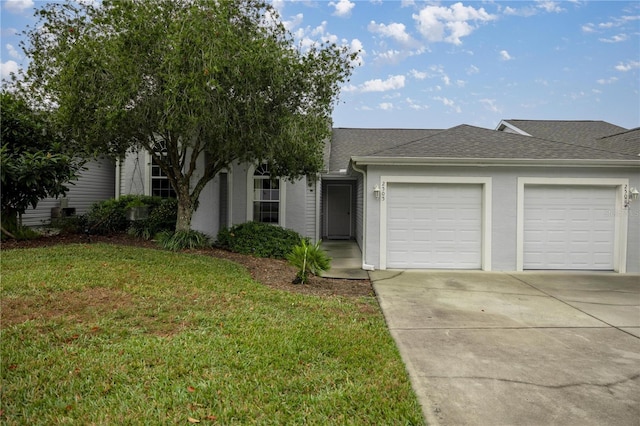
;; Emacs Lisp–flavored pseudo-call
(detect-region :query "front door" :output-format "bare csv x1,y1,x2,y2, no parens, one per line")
327,184,352,239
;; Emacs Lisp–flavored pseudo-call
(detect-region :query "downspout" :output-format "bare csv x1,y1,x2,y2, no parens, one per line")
115,157,121,200
350,161,374,271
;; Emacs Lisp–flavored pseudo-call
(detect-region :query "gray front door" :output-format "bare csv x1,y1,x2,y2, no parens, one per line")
327,184,352,239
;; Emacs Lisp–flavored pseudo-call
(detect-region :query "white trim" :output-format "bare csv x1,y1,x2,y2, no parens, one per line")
516,177,628,273
246,164,286,226
379,176,492,271
495,120,532,135
352,157,639,168
325,183,353,239
144,150,152,196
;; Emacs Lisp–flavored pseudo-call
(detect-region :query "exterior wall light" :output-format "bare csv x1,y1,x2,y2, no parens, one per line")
374,185,381,199
631,187,639,201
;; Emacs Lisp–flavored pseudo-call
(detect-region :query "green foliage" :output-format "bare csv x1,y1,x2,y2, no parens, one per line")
216,222,304,259
49,215,88,235
18,0,357,233
0,91,84,238
286,239,332,284
128,198,177,239
156,230,211,251
85,195,174,236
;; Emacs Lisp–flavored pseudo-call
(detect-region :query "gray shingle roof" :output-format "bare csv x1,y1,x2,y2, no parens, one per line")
595,128,640,157
500,119,626,142
365,124,639,161
328,128,443,172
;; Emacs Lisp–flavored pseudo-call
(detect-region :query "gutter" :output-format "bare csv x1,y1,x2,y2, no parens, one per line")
351,156,640,168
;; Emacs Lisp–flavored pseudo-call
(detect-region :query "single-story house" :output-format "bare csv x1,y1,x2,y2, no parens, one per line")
117,119,639,273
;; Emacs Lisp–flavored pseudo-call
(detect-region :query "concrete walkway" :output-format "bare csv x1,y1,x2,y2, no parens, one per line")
371,270,640,426
320,240,369,280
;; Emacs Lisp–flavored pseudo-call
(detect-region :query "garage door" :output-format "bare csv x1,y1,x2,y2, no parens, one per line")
387,183,482,269
523,185,616,270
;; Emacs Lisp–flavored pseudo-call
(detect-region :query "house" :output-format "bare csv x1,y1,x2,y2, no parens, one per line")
21,157,115,227
117,120,640,273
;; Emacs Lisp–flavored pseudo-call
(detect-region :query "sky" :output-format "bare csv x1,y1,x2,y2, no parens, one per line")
2,0,639,130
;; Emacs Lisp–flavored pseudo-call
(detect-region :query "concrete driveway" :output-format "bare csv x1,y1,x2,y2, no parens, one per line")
370,271,640,426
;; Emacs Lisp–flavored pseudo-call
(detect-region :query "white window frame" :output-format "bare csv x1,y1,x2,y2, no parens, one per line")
246,164,286,226
379,176,492,271
516,177,629,273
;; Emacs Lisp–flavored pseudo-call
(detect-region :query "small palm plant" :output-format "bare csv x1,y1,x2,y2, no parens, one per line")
286,239,331,284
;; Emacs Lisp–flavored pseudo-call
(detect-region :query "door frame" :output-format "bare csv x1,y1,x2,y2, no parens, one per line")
516,177,629,273
379,176,492,271
325,183,354,240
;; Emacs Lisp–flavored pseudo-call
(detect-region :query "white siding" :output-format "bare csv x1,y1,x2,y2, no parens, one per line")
22,157,115,226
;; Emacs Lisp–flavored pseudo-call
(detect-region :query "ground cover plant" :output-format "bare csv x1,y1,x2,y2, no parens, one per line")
0,244,424,425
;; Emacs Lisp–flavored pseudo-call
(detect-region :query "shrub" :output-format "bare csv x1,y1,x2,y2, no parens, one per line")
216,222,304,259
85,195,175,236
50,215,88,234
128,198,177,239
286,239,331,284
84,198,129,235
156,230,211,251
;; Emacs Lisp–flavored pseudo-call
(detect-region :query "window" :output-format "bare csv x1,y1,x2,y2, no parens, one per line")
252,164,279,223
150,144,176,199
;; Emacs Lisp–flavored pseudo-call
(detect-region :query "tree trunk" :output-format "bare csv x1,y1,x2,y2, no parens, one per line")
175,183,195,233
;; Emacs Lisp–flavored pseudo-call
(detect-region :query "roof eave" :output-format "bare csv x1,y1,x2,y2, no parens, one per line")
350,156,640,167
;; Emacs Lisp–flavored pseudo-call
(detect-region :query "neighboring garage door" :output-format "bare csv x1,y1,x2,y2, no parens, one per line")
387,183,482,269
523,185,616,270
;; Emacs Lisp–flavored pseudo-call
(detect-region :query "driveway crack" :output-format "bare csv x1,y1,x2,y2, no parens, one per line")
425,373,640,390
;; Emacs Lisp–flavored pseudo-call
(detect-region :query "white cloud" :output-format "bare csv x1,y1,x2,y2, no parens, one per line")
615,61,640,71
345,75,406,93
596,77,619,85
5,43,21,59
329,0,355,18
433,96,461,113
599,34,628,43
536,1,564,13
413,2,496,45
1,60,19,79
479,98,501,113
467,65,480,75
362,75,405,92
372,46,425,65
379,102,394,110
368,21,417,46
499,50,513,61
282,13,304,31
410,69,427,80
581,23,596,33
3,0,34,14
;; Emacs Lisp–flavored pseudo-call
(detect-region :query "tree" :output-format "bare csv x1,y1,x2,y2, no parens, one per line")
0,91,84,237
19,0,356,233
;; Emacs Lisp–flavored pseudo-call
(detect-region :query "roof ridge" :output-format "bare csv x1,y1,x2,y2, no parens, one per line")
363,128,448,156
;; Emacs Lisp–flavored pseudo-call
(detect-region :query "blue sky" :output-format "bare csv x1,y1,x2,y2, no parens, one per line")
2,0,639,130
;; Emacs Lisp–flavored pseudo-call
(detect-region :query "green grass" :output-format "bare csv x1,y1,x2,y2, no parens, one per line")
0,244,424,425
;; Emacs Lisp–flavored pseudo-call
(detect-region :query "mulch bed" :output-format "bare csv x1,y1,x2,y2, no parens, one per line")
1,234,374,298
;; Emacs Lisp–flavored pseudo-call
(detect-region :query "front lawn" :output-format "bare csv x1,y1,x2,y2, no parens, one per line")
0,244,423,425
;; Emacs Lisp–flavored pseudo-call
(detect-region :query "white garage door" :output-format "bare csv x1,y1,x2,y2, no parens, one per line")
524,185,616,270
387,183,482,269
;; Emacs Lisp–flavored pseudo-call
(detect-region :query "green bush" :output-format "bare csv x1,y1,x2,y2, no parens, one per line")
128,198,177,239
216,222,305,259
286,239,331,284
85,195,175,236
156,230,211,251
50,215,88,234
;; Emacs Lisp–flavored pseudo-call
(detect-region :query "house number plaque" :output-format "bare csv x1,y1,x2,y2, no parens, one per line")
381,182,386,201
